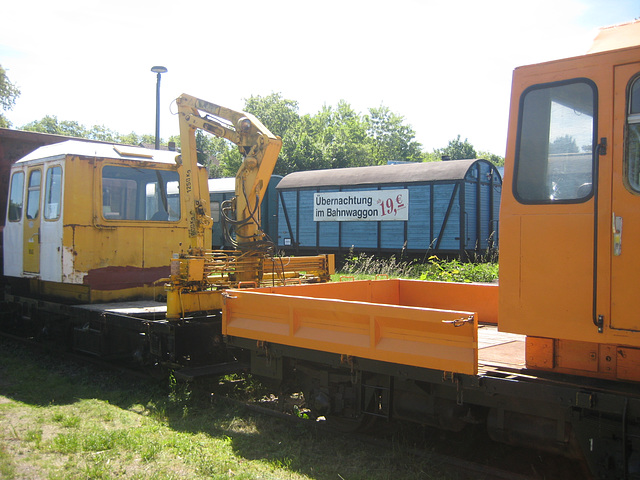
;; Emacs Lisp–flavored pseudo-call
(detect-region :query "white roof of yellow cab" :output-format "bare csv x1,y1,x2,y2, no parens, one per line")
15,139,180,165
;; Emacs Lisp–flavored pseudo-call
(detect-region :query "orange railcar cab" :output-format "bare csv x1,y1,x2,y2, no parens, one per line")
499,22,640,381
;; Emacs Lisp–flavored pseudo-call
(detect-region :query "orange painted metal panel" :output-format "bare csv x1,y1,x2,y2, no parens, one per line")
223,279,479,375
499,43,640,349
500,213,594,339
234,279,498,324
618,347,640,382
525,337,554,369
556,340,599,373
395,280,498,325
526,336,640,382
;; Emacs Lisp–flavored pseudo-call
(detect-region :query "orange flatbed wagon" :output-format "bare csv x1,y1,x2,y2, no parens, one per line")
223,278,639,479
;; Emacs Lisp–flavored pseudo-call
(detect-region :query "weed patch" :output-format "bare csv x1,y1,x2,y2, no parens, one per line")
420,256,499,283
338,250,499,283
340,250,419,278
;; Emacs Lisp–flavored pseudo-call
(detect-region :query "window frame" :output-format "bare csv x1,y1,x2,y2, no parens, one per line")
101,164,181,222
624,73,640,194
44,165,62,221
8,171,25,222
513,77,598,205
26,168,42,220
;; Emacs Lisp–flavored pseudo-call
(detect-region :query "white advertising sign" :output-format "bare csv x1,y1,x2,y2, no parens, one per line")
314,190,409,222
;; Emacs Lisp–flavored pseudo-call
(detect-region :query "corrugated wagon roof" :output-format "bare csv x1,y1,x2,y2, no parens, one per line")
276,159,494,189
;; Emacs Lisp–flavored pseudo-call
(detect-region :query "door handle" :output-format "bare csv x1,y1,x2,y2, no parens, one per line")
28,228,40,243
613,213,622,256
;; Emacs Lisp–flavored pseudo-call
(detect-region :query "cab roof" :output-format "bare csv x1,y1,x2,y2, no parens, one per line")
15,139,180,165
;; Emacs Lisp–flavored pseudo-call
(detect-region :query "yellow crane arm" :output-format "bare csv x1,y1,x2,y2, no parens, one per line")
168,94,333,321
176,94,282,251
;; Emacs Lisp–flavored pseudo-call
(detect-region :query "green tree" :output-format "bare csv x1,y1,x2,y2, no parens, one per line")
223,92,302,176
22,115,87,137
86,125,120,142
231,94,426,175
424,137,503,166
0,65,20,128
243,92,300,138
119,132,156,146
21,114,163,148
477,150,505,167
303,101,369,170
366,105,424,164
436,134,477,160
195,131,238,178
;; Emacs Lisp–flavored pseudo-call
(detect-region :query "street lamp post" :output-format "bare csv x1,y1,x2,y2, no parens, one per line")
151,66,168,150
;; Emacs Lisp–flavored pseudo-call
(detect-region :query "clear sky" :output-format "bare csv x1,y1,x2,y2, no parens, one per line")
1,0,638,156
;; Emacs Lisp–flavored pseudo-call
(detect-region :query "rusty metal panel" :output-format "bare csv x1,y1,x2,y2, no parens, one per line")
223,279,478,375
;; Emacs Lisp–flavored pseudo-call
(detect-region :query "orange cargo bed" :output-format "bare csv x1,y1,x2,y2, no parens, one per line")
222,279,499,376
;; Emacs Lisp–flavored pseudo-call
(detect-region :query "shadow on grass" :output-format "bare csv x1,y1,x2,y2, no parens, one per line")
0,337,453,480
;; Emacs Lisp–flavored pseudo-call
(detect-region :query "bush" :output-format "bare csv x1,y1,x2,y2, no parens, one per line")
420,256,498,283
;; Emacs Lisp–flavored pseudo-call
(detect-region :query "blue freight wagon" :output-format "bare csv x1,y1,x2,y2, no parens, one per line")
275,159,501,257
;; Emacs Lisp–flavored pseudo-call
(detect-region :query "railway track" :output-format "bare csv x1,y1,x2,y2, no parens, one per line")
214,394,540,480
211,388,588,480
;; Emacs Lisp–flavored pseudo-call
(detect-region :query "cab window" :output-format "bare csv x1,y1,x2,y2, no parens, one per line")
44,166,62,220
625,75,640,192
514,79,596,203
26,169,41,220
8,171,24,222
102,165,180,221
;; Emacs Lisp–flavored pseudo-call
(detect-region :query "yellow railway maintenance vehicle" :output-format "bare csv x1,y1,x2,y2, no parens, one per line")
4,141,206,302
1,98,333,367
220,21,640,479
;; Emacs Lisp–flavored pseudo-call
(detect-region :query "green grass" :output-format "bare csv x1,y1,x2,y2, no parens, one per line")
336,252,499,283
0,338,461,479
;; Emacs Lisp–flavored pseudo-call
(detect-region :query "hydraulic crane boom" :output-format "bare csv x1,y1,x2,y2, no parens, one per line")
176,94,282,251
166,95,334,320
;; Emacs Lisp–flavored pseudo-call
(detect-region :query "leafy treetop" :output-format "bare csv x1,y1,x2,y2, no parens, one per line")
0,64,21,128
14,91,505,174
